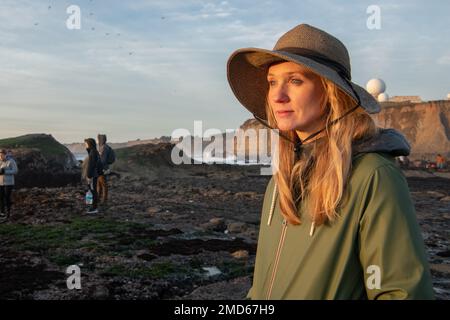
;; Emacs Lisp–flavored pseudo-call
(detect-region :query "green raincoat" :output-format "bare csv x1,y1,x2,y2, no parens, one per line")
248,129,435,300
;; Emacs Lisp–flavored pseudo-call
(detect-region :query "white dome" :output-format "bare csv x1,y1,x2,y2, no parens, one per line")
366,78,386,96
378,93,389,102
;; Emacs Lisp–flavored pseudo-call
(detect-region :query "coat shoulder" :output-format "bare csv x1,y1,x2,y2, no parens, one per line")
351,152,401,181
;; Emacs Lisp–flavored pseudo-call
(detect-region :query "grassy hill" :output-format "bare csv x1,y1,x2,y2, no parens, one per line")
0,134,68,157
0,134,80,187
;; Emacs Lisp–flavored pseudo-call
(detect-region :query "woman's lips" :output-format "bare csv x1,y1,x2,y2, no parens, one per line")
276,110,294,118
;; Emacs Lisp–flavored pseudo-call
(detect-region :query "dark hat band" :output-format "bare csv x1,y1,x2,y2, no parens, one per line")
277,47,351,80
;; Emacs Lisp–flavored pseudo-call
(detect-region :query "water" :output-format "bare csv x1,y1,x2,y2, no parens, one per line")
191,153,272,166
74,153,87,162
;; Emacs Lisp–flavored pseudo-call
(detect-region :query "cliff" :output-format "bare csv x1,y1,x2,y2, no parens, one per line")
0,134,80,188
374,100,450,159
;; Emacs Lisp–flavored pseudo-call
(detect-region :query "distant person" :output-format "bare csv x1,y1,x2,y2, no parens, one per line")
436,154,446,170
0,149,18,219
5,150,14,161
97,134,116,205
398,155,410,169
83,138,102,214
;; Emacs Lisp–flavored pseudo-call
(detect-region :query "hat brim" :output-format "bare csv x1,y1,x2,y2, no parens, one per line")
227,48,380,120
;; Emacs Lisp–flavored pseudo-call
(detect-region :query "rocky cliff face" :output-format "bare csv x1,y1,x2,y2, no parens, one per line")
112,142,176,179
234,119,273,161
374,100,450,159
0,134,80,188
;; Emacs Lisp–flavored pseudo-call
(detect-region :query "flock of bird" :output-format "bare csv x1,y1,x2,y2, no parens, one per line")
31,1,167,56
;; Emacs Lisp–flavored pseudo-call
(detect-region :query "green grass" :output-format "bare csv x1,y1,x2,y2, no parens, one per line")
113,146,147,169
48,253,83,266
0,134,67,157
0,217,152,251
219,260,251,278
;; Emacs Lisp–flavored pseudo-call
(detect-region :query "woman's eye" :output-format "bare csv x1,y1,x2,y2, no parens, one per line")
291,79,303,85
268,80,276,86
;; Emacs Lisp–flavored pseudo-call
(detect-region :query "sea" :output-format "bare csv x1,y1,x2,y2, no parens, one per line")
73,153,87,162
72,152,271,166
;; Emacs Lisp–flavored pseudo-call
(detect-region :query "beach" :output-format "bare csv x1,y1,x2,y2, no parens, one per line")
0,162,448,299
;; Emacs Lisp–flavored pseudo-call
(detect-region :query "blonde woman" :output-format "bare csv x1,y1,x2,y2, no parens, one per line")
227,24,434,299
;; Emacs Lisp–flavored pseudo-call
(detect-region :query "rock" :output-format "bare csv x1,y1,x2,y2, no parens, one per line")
426,191,446,199
231,250,249,259
199,217,226,232
206,189,225,196
182,276,251,300
436,250,450,258
234,191,258,199
0,134,80,188
137,253,157,261
227,222,248,233
430,264,450,274
147,207,162,214
92,285,110,299
440,196,450,202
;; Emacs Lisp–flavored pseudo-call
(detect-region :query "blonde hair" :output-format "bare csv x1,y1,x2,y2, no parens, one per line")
266,76,378,226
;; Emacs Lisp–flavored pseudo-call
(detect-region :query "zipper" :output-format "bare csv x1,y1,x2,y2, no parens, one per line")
266,218,288,300
267,183,278,226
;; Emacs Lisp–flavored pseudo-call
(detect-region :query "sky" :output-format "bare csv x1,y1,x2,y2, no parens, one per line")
0,0,449,143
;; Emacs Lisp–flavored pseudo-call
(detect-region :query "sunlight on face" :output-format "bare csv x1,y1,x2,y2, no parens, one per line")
267,62,327,140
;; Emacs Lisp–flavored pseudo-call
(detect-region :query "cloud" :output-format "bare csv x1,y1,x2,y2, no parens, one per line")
0,0,449,142
437,54,450,65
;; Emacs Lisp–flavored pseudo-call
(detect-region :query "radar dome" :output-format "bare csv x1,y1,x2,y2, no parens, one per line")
378,93,389,102
366,78,386,96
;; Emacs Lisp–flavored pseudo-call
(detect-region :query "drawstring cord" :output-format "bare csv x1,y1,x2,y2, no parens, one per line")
254,102,360,156
309,222,316,237
267,182,316,237
254,74,362,156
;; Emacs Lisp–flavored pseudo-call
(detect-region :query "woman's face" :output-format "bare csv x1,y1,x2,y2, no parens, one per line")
267,61,327,140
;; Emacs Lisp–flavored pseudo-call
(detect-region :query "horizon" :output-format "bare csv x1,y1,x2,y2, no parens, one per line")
1,0,449,143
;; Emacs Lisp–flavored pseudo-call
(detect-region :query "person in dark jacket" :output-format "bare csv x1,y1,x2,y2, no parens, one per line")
97,134,115,205
83,138,101,214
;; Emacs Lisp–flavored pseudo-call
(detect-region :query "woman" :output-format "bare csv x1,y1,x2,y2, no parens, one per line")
0,149,18,219
83,138,101,214
227,24,434,299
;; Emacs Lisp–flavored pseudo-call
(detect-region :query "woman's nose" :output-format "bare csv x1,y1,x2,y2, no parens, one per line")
270,85,289,104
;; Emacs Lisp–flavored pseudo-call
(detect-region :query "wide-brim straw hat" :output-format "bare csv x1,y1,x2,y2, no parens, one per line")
227,24,380,120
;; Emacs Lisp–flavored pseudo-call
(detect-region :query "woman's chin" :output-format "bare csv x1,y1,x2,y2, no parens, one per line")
276,121,298,132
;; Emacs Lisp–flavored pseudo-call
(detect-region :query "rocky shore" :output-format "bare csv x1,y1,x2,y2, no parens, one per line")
0,161,449,300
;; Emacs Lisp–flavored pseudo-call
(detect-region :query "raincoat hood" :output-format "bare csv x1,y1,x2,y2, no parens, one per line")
98,134,107,146
84,138,97,151
352,128,410,157
298,128,411,159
